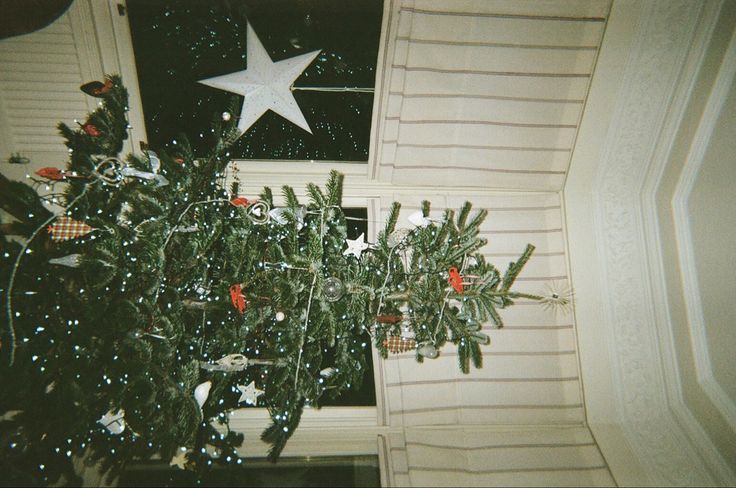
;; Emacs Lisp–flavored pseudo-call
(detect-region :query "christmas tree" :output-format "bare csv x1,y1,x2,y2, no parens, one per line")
0,76,551,484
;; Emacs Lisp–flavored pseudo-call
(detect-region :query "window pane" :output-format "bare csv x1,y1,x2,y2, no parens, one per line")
126,0,383,161
320,208,375,406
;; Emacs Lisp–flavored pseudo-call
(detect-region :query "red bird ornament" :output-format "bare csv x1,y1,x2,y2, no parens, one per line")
229,197,251,207
35,167,65,181
229,284,247,314
82,123,101,137
80,78,114,97
448,267,464,293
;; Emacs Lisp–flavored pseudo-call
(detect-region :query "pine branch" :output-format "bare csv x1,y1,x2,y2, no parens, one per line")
306,183,325,207
382,202,401,238
325,170,343,206
282,185,300,209
260,186,274,205
456,202,471,230
501,244,535,291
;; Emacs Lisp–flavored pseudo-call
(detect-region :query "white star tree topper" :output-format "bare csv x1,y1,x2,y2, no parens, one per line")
237,381,265,406
198,23,321,135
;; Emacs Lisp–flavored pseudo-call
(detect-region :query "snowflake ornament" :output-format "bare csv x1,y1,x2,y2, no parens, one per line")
540,281,574,315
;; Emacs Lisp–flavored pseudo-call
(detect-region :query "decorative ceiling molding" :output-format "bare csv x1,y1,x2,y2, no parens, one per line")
569,0,733,485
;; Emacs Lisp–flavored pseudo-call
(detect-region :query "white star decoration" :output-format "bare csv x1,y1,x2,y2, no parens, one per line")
237,381,265,406
198,23,321,135
170,447,189,470
343,233,370,258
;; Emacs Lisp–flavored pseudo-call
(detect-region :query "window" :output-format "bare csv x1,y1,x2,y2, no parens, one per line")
126,0,383,161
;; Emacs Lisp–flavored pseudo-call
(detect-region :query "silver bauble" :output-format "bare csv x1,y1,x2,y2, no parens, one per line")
417,343,439,359
322,277,345,302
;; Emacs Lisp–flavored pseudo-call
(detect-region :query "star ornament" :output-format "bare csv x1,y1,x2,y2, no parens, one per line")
170,447,189,470
198,22,321,135
237,381,265,406
343,233,370,259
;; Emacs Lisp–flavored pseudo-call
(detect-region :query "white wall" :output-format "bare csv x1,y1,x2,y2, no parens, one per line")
687,72,736,410
656,0,736,473
567,0,736,485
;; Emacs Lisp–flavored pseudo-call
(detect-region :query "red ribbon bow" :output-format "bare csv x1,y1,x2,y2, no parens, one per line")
229,284,247,314
448,267,464,294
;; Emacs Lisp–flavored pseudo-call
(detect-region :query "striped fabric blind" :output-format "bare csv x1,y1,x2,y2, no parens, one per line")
0,2,100,183
380,193,583,427
384,426,614,487
377,0,611,190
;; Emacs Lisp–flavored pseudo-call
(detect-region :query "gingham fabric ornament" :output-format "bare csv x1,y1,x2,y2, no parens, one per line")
47,217,94,242
382,335,416,354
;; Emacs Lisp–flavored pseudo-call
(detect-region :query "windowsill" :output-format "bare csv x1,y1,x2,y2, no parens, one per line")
228,405,378,432
220,406,384,459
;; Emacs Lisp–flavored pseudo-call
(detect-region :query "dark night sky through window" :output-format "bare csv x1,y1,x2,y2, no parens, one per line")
127,0,382,161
